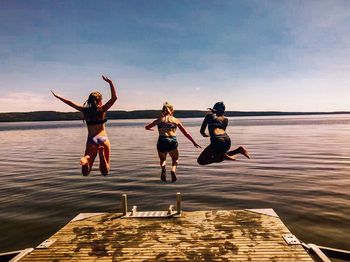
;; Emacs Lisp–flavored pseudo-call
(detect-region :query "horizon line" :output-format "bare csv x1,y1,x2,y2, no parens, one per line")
1,109,350,114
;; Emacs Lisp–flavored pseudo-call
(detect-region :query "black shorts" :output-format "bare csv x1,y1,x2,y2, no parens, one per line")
210,134,231,153
157,136,178,153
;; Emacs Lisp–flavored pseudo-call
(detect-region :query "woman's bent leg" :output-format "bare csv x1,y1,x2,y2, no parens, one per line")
80,143,98,176
157,150,167,181
197,145,219,165
227,146,250,159
99,140,111,176
169,149,179,182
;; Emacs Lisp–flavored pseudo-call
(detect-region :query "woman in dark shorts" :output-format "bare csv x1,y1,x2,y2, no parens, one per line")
145,102,201,182
197,102,250,165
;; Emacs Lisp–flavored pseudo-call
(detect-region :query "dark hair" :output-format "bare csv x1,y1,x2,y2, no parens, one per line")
211,102,225,116
83,91,103,120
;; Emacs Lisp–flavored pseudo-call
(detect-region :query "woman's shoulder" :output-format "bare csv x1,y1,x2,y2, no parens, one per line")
169,116,179,124
155,116,169,125
217,115,228,122
157,116,165,122
205,113,215,120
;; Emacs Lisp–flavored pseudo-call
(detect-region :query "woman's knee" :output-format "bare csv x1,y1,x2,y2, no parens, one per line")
197,156,208,165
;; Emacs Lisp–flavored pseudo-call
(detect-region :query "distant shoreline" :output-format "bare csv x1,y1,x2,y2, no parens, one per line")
0,110,349,122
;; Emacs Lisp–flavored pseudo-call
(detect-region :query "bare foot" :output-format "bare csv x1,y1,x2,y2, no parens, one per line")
160,168,166,182
80,155,90,166
224,154,236,161
80,155,90,176
171,171,177,183
240,146,250,159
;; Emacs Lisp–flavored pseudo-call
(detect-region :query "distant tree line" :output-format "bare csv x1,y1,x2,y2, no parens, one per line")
0,110,349,122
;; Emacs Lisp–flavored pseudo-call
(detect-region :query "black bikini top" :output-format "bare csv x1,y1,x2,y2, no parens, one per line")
158,122,177,129
207,113,227,134
86,118,107,126
157,117,177,129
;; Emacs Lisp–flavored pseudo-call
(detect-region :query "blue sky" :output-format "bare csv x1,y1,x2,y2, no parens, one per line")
1,0,350,112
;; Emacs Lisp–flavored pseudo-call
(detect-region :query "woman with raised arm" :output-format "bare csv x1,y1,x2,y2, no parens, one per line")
197,102,250,165
51,75,117,176
145,102,201,182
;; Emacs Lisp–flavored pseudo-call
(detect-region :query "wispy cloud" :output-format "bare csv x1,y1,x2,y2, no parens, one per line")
0,1,349,112
0,92,62,112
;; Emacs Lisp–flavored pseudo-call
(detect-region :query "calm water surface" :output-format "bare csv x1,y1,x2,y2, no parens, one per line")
0,115,349,252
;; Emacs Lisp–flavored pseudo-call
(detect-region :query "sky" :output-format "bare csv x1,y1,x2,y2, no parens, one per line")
0,0,350,113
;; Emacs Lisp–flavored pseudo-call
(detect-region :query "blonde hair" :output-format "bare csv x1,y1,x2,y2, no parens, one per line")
85,91,102,109
162,102,174,116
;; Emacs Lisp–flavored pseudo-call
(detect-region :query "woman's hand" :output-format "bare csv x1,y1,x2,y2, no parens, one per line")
51,90,60,99
100,74,117,112
193,142,202,148
201,133,210,138
102,75,113,84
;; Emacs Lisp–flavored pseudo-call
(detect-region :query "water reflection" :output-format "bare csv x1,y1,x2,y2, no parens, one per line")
0,114,349,252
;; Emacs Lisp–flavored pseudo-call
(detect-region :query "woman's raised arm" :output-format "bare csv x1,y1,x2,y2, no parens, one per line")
51,90,84,111
101,75,117,112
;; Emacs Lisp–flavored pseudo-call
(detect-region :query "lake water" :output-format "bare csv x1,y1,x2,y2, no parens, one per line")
0,115,349,253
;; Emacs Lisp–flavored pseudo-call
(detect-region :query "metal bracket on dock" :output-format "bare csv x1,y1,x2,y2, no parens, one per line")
121,192,182,218
283,234,301,245
36,239,57,249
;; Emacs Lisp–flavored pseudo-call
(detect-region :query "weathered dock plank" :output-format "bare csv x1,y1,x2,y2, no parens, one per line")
19,210,314,261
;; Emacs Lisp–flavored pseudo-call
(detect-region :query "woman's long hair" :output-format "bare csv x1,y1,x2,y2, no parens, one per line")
83,91,103,120
210,101,225,116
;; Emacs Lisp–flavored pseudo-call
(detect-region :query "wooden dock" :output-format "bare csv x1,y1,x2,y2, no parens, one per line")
17,209,314,261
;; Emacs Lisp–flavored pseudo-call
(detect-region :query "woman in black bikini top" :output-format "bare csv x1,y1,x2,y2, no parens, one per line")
52,75,117,176
197,101,250,165
145,102,201,182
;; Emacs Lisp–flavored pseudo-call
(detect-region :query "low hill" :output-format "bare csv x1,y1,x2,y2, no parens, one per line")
0,110,349,122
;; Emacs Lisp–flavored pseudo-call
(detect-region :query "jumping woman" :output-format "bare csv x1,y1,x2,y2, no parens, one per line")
197,102,250,165
145,102,201,182
51,75,117,176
